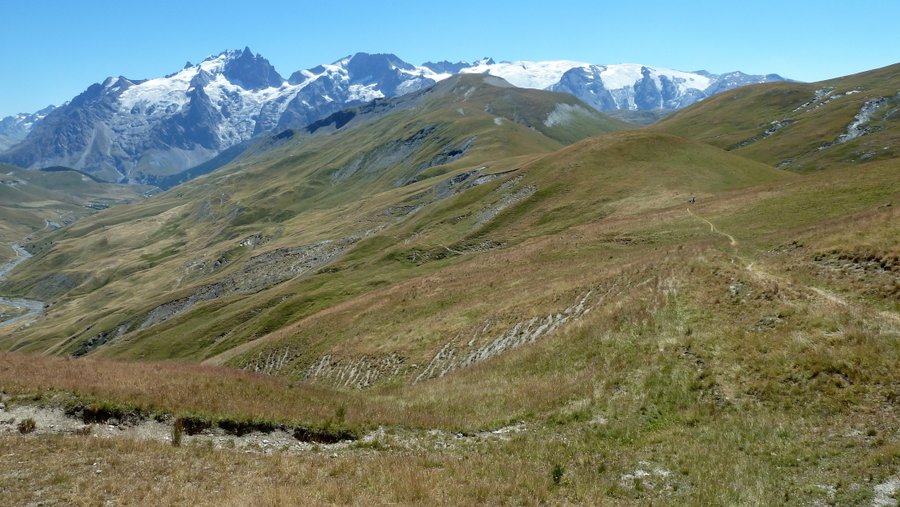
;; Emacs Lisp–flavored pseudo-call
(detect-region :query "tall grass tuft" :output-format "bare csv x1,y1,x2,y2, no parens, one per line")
172,417,184,447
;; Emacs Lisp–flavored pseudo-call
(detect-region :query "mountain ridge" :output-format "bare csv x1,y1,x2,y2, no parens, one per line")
655,62,900,170
0,48,788,184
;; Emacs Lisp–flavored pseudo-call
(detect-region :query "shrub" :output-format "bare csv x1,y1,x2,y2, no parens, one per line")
17,418,36,434
551,463,565,486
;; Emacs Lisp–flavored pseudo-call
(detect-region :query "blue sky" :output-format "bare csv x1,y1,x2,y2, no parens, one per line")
1,0,898,117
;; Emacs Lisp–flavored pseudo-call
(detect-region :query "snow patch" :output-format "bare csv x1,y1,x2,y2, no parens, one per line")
597,63,712,93
118,67,195,112
346,83,385,103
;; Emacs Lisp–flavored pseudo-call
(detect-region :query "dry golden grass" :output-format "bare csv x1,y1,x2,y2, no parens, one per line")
2,245,898,505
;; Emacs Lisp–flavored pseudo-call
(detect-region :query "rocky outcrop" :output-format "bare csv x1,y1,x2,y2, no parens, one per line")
138,237,358,330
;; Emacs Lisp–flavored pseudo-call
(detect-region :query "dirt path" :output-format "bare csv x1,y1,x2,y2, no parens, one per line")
689,208,847,308
754,261,899,328
688,209,897,329
686,207,737,246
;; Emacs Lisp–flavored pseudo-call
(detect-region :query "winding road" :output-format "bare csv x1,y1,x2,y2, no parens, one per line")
0,243,45,329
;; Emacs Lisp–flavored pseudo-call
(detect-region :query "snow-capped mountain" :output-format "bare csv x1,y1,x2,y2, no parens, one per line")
0,106,56,152
0,48,787,184
0,49,446,183
456,59,785,111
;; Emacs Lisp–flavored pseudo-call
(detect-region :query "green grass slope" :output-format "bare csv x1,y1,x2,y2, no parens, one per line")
0,76,631,356
0,164,148,261
655,63,900,171
0,127,789,364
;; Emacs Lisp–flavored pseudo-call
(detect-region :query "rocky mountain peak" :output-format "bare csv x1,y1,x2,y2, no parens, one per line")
222,47,284,90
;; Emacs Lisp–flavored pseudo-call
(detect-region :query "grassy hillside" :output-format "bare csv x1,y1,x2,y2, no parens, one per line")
1,72,898,505
0,164,148,261
655,63,900,171
0,76,630,352
1,155,896,505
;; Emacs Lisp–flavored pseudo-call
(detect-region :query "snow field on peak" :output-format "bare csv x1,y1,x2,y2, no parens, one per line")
596,63,712,93
347,83,385,103
457,60,713,95
204,75,303,145
461,60,590,89
399,65,452,83
118,68,196,113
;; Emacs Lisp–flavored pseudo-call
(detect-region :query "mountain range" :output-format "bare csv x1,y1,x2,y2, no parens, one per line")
0,48,787,184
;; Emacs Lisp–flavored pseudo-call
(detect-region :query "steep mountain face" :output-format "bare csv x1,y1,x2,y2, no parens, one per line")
0,50,445,184
459,60,784,111
550,64,710,110
275,53,444,131
0,49,786,183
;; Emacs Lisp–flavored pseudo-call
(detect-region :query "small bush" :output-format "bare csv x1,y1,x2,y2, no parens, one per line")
551,463,565,486
17,418,36,434
217,418,279,437
293,425,357,444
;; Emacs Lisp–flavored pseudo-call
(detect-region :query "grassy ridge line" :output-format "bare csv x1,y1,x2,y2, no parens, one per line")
655,62,900,170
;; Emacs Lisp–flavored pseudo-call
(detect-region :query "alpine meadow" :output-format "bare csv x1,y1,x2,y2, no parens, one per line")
0,11,898,506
